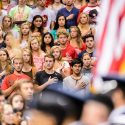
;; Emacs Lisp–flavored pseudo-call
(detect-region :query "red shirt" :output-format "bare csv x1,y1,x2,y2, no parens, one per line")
61,43,78,59
1,72,30,90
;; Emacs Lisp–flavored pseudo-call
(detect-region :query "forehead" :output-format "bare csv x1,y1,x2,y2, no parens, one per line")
21,82,33,88
13,58,23,63
83,54,91,58
31,39,38,44
0,50,6,54
86,37,94,41
73,63,82,67
45,57,54,61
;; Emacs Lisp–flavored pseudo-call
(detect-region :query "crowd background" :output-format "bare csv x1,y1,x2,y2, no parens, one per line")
0,0,125,125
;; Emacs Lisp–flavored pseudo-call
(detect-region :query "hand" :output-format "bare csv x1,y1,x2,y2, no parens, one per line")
66,14,74,20
59,63,65,71
75,82,87,90
47,76,58,85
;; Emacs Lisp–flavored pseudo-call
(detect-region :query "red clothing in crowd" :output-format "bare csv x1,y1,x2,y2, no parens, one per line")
1,72,30,90
61,43,78,59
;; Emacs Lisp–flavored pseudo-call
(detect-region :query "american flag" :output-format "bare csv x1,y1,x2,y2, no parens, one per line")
95,0,125,80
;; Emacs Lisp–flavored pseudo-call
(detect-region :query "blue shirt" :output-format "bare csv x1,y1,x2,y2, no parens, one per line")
57,7,79,28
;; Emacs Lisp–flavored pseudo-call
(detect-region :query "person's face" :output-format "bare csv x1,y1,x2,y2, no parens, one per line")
12,95,24,111
58,16,65,27
44,57,54,70
30,39,39,51
44,34,52,45
81,101,109,125
66,0,74,6
18,0,26,5
2,105,14,125
23,51,31,63
52,48,60,59
37,0,46,7
0,50,7,62
3,17,11,28
58,34,68,45
33,17,43,28
13,59,23,72
80,14,88,24
20,82,34,100
70,28,78,38
26,110,57,125
85,37,94,49
82,55,91,67
5,35,12,47
21,25,30,35
0,27,3,36
72,63,82,75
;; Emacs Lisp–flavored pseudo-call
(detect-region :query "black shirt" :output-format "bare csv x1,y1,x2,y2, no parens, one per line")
35,70,63,90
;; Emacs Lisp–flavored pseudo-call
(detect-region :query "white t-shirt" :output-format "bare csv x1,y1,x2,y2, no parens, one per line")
83,5,100,14
28,7,56,31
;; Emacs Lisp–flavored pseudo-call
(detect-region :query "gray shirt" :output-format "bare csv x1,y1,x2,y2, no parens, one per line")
63,75,90,95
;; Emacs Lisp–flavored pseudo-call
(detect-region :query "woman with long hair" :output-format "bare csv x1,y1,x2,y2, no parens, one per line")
4,32,20,59
41,32,54,54
19,22,30,49
29,37,45,71
2,15,19,39
69,26,86,54
78,13,95,39
0,48,13,85
51,15,68,43
22,48,36,79
51,46,70,77
30,15,44,40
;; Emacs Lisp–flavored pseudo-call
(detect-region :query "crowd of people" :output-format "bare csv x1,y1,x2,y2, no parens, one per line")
0,0,124,125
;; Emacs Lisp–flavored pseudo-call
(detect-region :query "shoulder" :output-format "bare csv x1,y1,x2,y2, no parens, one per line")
54,72,62,77
64,76,71,81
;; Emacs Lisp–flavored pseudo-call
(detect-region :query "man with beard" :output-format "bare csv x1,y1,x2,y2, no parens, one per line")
1,57,30,97
63,58,90,95
35,54,63,91
57,0,79,28
78,34,95,59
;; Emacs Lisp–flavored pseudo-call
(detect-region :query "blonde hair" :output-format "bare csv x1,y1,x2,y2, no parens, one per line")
69,26,83,48
20,22,30,44
78,13,89,24
57,29,69,38
22,48,34,66
50,46,62,61
5,32,20,49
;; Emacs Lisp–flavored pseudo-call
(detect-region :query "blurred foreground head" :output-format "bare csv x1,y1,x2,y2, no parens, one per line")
81,94,114,125
24,89,84,125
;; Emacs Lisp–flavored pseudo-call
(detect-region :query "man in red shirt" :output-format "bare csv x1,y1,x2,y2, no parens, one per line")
57,30,77,63
1,57,30,97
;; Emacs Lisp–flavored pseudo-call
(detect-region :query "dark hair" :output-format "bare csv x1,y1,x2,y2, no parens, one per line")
71,58,83,67
54,15,68,30
30,15,43,36
86,94,114,114
41,32,54,52
84,34,94,42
